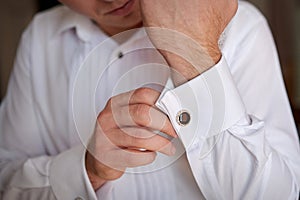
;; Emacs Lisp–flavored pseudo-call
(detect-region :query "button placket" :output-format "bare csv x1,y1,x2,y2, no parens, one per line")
118,51,124,59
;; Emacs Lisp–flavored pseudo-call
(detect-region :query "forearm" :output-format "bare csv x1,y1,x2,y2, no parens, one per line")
155,54,300,198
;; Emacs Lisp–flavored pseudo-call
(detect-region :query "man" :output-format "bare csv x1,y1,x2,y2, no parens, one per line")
0,0,299,199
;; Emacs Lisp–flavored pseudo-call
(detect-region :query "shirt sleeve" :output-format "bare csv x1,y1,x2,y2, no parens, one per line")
0,25,97,200
155,10,300,200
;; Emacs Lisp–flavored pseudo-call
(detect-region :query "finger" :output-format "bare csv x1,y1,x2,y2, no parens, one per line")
130,104,177,137
99,149,157,169
120,127,157,139
106,128,176,156
109,87,161,108
98,88,163,132
112,104,177,138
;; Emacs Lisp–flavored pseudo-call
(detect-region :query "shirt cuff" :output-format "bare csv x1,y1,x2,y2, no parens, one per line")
155,55,247,151
49,145,97,200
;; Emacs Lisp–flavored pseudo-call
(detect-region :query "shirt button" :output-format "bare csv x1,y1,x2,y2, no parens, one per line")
176,110,191,126
118,51,124,59
75,197,83,200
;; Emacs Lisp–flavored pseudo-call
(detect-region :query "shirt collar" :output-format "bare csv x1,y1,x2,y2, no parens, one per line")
53,6,150,47
53,6,105,43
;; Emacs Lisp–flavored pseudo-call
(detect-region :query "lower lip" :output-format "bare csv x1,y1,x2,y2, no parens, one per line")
108,0,135,16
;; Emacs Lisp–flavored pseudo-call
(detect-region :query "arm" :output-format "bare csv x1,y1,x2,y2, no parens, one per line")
141,0,300,199
0,11,179,199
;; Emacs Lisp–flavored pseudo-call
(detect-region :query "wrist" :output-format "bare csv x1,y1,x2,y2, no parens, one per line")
164,46,221,86
85,151,107,191
205,44,222,64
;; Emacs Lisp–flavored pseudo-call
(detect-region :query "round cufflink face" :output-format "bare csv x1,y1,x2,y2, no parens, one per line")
176,110,191,126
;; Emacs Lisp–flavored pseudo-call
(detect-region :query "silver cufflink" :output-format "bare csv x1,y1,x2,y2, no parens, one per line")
176,110,191,126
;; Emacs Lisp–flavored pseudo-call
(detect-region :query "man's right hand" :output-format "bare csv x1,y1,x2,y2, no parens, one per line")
85,88,177,190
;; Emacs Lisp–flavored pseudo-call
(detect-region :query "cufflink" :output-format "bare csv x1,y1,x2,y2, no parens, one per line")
176,110,191,126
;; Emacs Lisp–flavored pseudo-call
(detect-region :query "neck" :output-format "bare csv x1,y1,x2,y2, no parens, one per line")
97,21,143,37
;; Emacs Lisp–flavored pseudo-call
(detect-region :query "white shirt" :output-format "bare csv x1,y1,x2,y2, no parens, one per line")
0,1,300,199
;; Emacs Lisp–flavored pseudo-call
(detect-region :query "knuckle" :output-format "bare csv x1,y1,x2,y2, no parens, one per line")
98,109,111,121
134,87,159,103
137,104,149,115
107,97,118,110
109,97,119,110
133,104,150,126
134,87,151,101
107,97,113,106
97,109,114,132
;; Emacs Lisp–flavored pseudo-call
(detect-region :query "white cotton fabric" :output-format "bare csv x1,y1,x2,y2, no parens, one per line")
0,1,299,199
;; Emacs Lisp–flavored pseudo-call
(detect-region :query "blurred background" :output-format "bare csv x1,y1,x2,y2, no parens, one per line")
0,0,299,133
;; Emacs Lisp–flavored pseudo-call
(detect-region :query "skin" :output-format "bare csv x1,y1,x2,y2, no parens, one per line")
140,0,238,84
86,88,177,189
59,0,238,190
58,0,143,36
